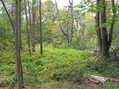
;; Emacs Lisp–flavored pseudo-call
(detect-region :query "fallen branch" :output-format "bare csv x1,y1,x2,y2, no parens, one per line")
89,75,119,83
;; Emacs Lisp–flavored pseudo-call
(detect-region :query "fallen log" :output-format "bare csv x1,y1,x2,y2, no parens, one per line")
89,75,119,83
89,75,108,83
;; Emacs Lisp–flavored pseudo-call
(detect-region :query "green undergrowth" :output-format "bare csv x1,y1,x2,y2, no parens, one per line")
1,48,119,88
0,48,92,87
23,48,92,86
88,57,119,77
102,82,119,89
87,57,119,89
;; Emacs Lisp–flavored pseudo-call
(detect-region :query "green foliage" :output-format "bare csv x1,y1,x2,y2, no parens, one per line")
102,82,119,89
1,0,119,88
24,48,92,83
0,48,92,87
88,55,119,78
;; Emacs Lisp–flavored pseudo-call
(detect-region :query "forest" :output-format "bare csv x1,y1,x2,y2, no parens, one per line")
0,0,119,89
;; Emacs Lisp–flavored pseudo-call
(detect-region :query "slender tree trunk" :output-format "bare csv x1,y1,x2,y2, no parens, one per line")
39,0,43,56
66,21,71,47
100,0,109,56
19,0,22,50
15,0,24,88
28,1,34,53
108,0,116,49
31,0,36,52
68,0,74,47
18,0,24,87
70,0,74,45
96,0,102,55
24,0,32,56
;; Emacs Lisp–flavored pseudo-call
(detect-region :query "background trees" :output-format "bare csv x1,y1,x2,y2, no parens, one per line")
96,0,117,56
1,0,119,57
0,0,119,88
0,0,118,53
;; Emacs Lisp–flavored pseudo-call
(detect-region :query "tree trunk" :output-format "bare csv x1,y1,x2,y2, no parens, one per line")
68,0,74,48
96,0,102,56
100,0,109,56
28,1,34,53
31,0,37,52
108,0,116,50
39,0,43,56
15,0,24,88
24,0,32,56
96,0,109,57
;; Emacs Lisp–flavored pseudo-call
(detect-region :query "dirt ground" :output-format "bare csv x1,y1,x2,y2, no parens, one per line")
0,80,103,89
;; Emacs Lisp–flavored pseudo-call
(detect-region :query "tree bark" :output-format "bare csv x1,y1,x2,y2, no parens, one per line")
15,0,24,88
39,0,43,56
31,0,37,52
100,0,109,56
108,0,116,50
24,0,32,56
96,0,102,56
96,0,116,57
68,0,74,47
96,0,117,57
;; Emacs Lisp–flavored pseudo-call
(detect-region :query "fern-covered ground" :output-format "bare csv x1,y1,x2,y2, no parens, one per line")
0,48,119,89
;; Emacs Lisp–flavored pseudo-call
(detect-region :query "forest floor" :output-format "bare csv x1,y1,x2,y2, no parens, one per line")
1,48,119,89
0,80,102,89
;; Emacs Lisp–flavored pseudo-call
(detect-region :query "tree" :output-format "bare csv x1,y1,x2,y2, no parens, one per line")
68,0,74,47
15,0,24,88
24,0,32,56
31,0,37,52
39,0,43,56
96,0,116,56
58,0,74,48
